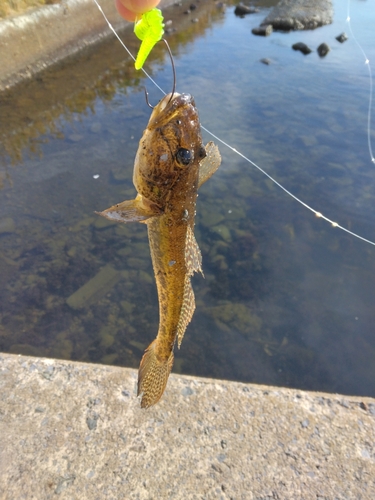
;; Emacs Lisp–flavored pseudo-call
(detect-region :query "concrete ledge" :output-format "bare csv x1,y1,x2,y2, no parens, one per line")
0,0,123,89
0,0,173,90
1,353,374,498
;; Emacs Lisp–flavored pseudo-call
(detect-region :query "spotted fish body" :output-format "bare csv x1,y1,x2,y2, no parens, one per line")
98,93,221,408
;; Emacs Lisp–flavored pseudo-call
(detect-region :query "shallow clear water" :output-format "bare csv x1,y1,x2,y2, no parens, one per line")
0,0,374,396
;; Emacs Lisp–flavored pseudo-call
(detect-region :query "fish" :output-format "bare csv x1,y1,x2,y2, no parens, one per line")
97,92,221,408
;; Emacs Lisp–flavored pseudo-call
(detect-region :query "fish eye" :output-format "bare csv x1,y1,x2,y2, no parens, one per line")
176,148,192,166
198,146,206,159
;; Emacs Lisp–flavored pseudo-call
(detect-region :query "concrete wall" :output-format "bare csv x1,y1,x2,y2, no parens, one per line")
0,0,171,90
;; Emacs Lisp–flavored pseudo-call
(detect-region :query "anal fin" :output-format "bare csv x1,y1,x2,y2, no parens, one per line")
185,226,203,277
177,276,195,348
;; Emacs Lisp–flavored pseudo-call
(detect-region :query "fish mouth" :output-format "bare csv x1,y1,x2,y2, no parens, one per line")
149,93,196,127
157,93,194,112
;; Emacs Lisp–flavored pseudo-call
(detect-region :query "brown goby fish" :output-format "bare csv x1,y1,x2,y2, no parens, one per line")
97,93,221,408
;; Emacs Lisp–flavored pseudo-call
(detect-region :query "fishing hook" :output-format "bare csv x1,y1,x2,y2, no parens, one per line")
144,87,154,109
143,38,177,109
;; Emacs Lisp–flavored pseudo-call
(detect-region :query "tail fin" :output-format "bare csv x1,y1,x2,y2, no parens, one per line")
137,340,174,409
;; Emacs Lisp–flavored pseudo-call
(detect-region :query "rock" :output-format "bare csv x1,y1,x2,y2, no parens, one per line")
99,327,115,348
215,2,226,12
225,207,246,221
9,344,41,357
138,269,153,284
0,217,15,234
261,0,333,31
260,58,272,65
181,386,194,396
252,25,273,36
211,224,231,242
234,3,258,16
101,353,118,365
127,257,149,270
69,216,95,233
300,135,318,147
200,206,225,227
66,264,121,309
129,339,146,351
116,247,132,257
336,32,348,43
292,42,312,55
68,134,83,142
317,42,330,57
206,302,262,335
110,169,129,184
86,414,98,430
90,122,101,133
120,300,135,314
164,27,177,35
93,217,116,230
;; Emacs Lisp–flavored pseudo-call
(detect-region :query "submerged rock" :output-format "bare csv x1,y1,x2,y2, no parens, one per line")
234,3,258,16
252,25,273,36
0,217,15,234
292,42,312,55
66,264,121,309
205,302,262,336
261,0,333,31
336,32,348,43
317,42,330,57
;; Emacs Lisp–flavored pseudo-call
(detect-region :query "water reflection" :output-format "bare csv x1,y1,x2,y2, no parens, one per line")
0,0,374,397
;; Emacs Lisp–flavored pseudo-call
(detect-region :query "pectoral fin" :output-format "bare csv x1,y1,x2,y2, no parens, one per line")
198,142,221,188
96,194,161,223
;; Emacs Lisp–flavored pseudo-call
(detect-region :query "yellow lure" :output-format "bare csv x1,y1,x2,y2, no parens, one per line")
134,9,165,70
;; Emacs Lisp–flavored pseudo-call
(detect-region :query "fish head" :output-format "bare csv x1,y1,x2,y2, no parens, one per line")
133,93,206,206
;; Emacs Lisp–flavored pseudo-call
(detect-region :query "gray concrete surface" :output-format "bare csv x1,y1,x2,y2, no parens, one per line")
0,0,120,90
261,0,333,31
1,353,374,499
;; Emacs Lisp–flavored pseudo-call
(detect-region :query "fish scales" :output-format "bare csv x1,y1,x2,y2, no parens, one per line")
97,93,221,408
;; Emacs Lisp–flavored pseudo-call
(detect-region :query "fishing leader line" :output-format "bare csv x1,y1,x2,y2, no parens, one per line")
92,0,375,248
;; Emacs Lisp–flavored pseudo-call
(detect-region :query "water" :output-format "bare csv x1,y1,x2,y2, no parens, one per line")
0,0,374,397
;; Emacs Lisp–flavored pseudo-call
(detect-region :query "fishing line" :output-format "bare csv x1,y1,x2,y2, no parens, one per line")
346,0,374,164
92,0,375,247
